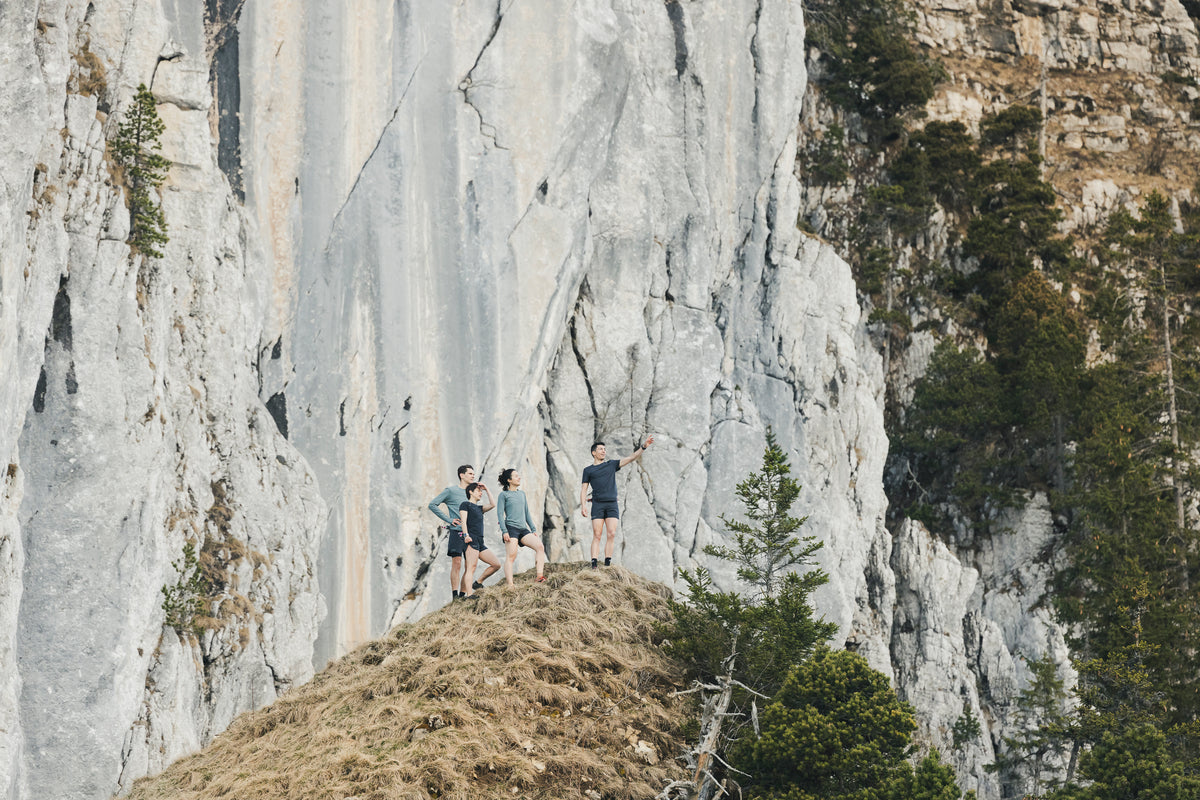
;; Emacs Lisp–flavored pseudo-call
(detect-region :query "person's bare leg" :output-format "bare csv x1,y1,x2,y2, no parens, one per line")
528,535,546,578
604,517,619,560
504,539,519,586
478,549,501,583
450,555,462,595
591,518,604,560
463,548,480,596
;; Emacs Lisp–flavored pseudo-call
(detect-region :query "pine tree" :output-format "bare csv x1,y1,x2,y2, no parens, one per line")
991,271,1085,494
666,432,836,799
705,429,826,601
1048,724,1200,800
990,654,1073,798
890,751,973,800
112,83,170,258
731,647,918,800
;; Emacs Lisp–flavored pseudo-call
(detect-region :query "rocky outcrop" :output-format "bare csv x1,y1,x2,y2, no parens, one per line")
1,2,324,798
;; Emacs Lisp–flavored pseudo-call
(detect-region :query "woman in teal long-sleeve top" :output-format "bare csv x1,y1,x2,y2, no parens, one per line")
496,468,546,585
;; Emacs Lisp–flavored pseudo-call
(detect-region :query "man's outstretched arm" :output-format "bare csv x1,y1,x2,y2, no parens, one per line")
618,435,654,468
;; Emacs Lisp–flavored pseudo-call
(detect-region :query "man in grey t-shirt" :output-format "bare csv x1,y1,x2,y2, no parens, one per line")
580,436,653,569
428,464,475,599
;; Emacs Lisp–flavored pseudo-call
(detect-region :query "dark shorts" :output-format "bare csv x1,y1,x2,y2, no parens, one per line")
506,526,534,547
468,539,488,552
590,500,619,520
445,526,466,557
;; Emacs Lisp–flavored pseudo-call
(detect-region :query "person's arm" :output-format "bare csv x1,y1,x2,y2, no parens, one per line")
618,435,654,468
480,485,496,513
459,507,471,544
580,480,590,519
428,489,453,525
496,492,508,531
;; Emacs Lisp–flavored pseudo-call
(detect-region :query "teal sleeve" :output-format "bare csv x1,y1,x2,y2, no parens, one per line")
524,498,536,533
428,489,453,525
496,492,508,530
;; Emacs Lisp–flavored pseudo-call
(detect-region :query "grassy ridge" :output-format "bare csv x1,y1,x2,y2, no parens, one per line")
125,566,688,800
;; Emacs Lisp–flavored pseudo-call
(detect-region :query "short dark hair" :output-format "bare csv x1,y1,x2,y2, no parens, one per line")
457,464,474,478
465,482,481,497
590,441,605,453
498,468,516,489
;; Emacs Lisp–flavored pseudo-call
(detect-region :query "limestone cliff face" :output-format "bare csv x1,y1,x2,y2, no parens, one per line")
1,2,324,798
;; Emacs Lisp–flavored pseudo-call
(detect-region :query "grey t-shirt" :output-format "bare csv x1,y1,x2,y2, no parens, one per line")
497,489,536,533
428,485,468,527
581,459,621,503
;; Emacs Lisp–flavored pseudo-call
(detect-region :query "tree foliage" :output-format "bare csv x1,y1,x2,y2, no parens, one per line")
112,83,170,258
990,654,1073,798
805,0,939,139
706,429,825,601
1048,725,1200,800
731,648,968,800
161,541,208,635
668,431,836,697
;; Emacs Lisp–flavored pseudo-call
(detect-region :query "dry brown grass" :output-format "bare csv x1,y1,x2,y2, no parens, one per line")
123,565,689,800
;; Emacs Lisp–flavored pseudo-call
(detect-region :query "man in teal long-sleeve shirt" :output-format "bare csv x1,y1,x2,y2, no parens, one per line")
428,464,475,599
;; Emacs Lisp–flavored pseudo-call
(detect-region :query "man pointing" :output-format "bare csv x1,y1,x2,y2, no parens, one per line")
580,436,653,569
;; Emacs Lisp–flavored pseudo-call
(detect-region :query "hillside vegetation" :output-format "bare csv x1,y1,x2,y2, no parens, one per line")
799,0,1200,794
124,566,688,800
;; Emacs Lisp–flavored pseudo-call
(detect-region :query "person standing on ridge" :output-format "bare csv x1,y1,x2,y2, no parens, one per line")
580,436,654,569
428,464,475,600
458,482,501,598
497,468,547,585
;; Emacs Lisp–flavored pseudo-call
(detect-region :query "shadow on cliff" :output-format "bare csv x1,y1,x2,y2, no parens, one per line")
122,566,689,800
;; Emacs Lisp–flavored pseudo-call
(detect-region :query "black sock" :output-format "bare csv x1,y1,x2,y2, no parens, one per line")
591,558,598,569
604,557,612,566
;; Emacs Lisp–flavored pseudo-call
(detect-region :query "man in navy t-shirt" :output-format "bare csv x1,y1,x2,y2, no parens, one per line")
580,436,654,569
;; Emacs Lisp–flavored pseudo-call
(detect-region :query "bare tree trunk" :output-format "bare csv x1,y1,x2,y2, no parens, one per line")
695,677,735,800
1161,263,1185,533
1053,411,1066,494
1160,262,1188,597
1038,62,1048,171
1066,740,1080,786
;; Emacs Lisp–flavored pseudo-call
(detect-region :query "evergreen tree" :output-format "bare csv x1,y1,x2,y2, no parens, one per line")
705,429,826,601
961,157,1068,302
669,430,836,696
889,751,972,800
991,271,1085,493
898,339,1012,524
732,647,928,800
112,83,170,258
1048,724,1200,800
990,654,1073,798
666,433,837,799
804,0,938,139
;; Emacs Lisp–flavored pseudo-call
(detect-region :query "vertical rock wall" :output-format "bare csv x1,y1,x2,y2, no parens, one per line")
0,1,325,798
235,1,888,672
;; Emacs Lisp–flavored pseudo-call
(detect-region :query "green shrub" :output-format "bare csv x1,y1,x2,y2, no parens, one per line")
802,124,850,185
161,541,208,634
806,0,940,138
